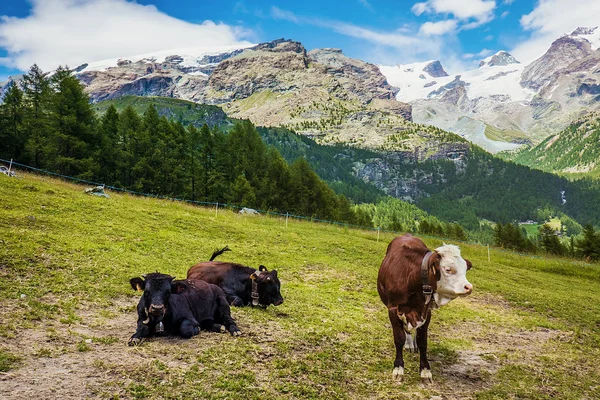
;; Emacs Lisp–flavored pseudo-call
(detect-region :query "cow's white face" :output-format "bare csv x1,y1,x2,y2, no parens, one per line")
433,244,473,306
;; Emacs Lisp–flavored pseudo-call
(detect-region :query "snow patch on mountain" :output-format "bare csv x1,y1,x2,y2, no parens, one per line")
380,58,534,103
79,44,254,72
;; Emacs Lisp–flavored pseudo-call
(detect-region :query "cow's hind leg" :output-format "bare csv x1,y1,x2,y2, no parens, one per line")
388,308,406,382
179,319,200,339
417,311,433,384
215,295,241,336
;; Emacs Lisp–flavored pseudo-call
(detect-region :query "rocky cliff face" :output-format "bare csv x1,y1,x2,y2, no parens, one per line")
423,61,448,78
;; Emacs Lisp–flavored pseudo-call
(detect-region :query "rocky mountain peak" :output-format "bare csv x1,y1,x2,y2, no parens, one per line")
571,26,598,36
423,60,448,78
521,35,592,90
253,38,306,55
479,51,520,67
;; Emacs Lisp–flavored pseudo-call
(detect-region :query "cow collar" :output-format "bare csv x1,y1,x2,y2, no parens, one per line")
251,270,262,306
251,279,260,306
421,251,435,307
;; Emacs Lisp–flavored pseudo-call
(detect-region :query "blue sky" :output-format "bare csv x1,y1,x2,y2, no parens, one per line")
1,0,598,80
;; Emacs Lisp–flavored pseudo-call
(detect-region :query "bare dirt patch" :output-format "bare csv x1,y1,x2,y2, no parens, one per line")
1,297,295,400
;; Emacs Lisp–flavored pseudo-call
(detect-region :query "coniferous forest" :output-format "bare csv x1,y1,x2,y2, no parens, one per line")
0,65,360,223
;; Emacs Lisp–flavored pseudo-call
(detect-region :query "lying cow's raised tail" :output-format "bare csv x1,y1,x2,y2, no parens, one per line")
210,246,231,261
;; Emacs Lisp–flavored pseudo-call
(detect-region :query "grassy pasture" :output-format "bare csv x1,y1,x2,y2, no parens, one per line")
0,172,599,399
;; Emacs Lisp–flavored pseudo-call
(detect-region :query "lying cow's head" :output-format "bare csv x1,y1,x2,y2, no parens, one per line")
251,265,284,306
429,245,473,306
130,273,188,318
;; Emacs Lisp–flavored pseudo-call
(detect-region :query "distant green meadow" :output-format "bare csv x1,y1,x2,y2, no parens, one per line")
1,172,599,399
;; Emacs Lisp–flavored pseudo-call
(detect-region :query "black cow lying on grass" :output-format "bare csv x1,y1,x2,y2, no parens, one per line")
128,273,241,346
187,246,284,308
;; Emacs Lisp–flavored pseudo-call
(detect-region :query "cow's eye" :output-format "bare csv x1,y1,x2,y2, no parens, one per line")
444,266,455,274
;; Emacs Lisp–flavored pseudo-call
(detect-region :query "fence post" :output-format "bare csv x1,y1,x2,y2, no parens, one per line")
8,159,13,175
377,227,380,242
487,244,490,262
285,212,288,228
215,202,218,217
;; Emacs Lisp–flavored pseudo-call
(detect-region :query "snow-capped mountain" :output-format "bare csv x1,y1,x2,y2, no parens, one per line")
379,27,600,153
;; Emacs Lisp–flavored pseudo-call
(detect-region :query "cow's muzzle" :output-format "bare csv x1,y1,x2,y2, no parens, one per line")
149,304,165,316
462,283,473,296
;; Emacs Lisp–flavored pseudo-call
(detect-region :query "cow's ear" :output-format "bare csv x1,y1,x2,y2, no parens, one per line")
465,259,472,270
259,265,268,272
428,252,442,281
271,270,278,278
130,277,145,292
171,281,188,294
250,272,258,280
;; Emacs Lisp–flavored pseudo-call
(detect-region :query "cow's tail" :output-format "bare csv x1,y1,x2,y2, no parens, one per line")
210,245,231,261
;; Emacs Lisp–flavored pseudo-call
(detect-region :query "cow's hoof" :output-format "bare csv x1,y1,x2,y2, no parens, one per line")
392,367,404,382
420,368,433,384
128,337,144,347
220,325,227,333
231,329,242,337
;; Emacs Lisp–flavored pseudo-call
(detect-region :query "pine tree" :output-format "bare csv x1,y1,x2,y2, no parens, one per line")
47,66,98,178
22,64,52,167
576,224,600,261
97,105,122,185
0,82,25,160
538,224,565,255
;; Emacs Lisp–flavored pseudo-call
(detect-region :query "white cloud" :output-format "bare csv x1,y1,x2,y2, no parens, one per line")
267,7,441,58
411,2,429,16
501,11,509,18
412,0,496,22
512,0,600,63
358,0,374,12
420,20,458,36
271,6,299,23
0,0,252,71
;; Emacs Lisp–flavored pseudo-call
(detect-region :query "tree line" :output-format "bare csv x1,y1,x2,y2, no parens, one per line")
0,65,362,223
494,222,600,261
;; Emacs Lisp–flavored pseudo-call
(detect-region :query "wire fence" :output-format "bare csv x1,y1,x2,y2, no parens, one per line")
1,157,596,267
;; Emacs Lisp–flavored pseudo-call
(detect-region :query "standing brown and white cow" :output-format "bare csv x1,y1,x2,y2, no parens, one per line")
377,234,473,383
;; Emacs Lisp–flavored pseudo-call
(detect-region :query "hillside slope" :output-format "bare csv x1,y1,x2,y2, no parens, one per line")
509,112,600,178
95,96,600,230
1,173,599,399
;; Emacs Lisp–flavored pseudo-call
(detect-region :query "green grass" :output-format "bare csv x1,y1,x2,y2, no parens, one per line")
484,124,528,143
1,172,599,399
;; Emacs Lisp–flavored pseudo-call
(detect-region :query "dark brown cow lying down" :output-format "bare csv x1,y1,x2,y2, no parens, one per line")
377,234,473,383
187,246,283,308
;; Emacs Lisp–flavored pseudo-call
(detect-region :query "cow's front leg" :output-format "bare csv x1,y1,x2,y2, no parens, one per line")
216,294,241,336
225,293,245,307
417,311,433,384
128,305,153,346
128,320,152,346
388,308,406,382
